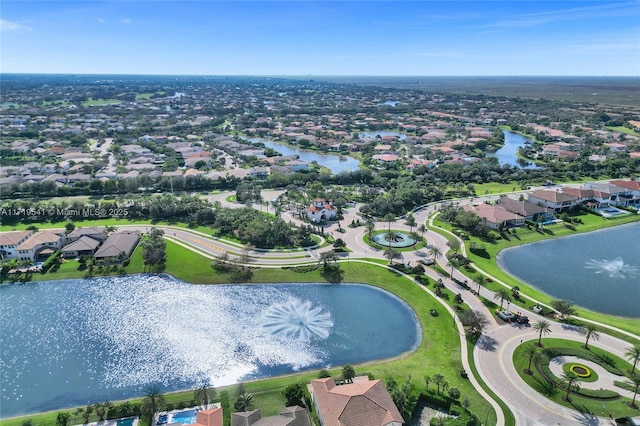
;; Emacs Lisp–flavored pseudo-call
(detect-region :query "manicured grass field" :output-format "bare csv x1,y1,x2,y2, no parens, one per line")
0,256,500,426
512,338,639,418
431,212,640,337
82,98,122,106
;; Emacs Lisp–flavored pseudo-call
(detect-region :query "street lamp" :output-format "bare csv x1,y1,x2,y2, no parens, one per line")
507,300,511,313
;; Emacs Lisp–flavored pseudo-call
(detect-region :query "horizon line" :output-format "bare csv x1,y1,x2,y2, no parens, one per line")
1,72,638,78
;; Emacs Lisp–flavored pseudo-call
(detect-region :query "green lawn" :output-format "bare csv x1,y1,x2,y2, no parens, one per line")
512,338,639,418
0,257,500,426
431,212,640,337
606,126,640,136
135,92,165,100
81,98,122,106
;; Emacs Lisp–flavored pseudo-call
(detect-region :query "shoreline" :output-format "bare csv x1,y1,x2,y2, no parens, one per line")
0,277,424,421
494,221,640,319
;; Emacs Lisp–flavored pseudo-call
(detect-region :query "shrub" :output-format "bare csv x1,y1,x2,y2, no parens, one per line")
41,250,61,273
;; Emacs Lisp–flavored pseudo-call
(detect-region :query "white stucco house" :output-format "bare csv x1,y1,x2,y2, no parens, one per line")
306,199,336,223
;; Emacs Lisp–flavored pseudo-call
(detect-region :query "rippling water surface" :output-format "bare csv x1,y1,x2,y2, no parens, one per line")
498,222,640,317
0,276,419,418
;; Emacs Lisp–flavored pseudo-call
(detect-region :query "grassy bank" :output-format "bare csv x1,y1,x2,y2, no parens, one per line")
430,211,640,337
0,253,499,426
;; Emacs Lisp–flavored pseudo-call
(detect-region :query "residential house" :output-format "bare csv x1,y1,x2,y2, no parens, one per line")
406,159,435,172
61,236,101,258
309,377,403,426
15,230,66,262
67,226,108,243
462,203,525,230
307,199,336,223
609,180,640,207
528,189,579,212
249,167,270,179
94,230,141,263
561,186,612,209
231,407,309,426
193,407,224,426
585,182,639,207
0,230,34,260
496,197,552,222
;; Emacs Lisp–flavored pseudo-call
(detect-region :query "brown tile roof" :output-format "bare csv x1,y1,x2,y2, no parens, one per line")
0,230,34,246
94,230,140,259
310,377,403,426
17,231,64,250
462,204,523,224
610,179,640,191
529,189,578,203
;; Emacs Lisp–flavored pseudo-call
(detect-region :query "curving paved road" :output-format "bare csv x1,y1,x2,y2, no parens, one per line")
140,190,637,425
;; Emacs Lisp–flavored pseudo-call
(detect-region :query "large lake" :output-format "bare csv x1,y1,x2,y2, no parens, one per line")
498,222,640,317
248,138,360,174
0,277,420,418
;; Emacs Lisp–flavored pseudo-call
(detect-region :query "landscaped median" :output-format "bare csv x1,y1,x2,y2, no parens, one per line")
0,250,502,426
512,338,639,418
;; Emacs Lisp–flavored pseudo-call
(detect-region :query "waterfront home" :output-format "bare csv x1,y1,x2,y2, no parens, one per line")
609,179,640,206
61,236,101,258
528,189,579,213
231,406,309,426
194,407,223,426
462,203,525,230
309,376,403,426
497,197,552,222
94,230,141,263
15,230,66,262
585,182,639,207
0,230,34,260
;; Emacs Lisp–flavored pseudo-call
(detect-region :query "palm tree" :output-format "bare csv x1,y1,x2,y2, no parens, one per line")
234,393,254,412
494,288,512,310
472,275,485,297
384,247,400,265
624,373,640,408
446,260,456,279
424,374,431,391
418,224,427,244
625,344,640,374
194,381,217,409
524,344,540,375
533,320,552,347
409,231,421,248
432,373,445,394
342,364,356,383
383,213,396,232
141,385,166,422
579,324,600,350
428,246,442,262
404,214,416,233
561,372,580,402
365,218,375,239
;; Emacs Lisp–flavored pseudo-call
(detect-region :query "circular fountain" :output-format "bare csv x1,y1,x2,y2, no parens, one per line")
371,231,417,248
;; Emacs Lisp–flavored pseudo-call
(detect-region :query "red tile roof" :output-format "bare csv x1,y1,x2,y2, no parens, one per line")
310,377,403,426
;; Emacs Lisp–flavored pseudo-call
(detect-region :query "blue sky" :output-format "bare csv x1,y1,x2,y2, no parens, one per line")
1,1,639,76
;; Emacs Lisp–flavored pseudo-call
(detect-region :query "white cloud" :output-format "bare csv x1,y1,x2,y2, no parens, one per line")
0,19,32,32
96,18,106,24
490,2,639,28
119,18,132,25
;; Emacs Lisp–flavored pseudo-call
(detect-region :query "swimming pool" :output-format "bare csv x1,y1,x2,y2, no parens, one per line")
116,418,135,426
171,409,198,424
